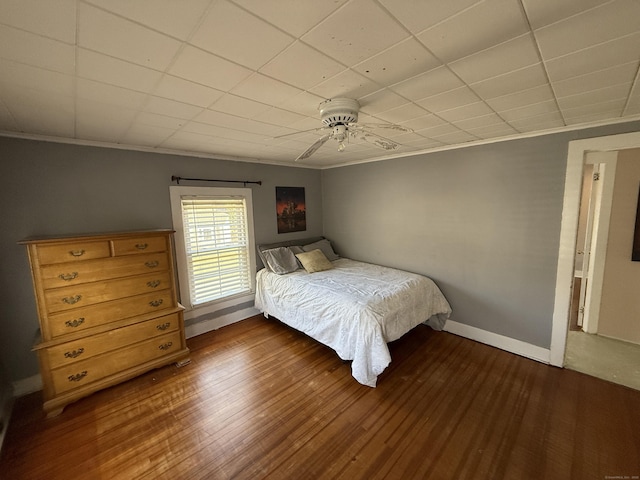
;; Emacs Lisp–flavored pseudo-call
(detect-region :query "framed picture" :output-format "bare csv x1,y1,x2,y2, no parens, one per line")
633,183,640,261
276,186,306,234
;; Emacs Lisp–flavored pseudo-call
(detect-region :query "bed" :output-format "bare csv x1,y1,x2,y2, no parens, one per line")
254,238,452,387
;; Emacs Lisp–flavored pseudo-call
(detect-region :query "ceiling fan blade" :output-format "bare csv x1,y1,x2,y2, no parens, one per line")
274,126,326,139
357,123,413,133
295,134,330,161
360,132,400,151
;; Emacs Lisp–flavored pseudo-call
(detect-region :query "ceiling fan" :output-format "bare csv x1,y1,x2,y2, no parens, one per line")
277,98,413,162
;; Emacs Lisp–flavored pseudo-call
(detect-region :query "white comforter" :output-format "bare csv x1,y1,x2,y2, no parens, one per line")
254,258,452,387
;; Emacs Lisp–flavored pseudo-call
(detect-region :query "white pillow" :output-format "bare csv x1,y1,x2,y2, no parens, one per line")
261,247,299,274
302,239,339,261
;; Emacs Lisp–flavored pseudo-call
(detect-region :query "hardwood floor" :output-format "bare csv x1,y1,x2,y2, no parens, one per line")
2,315,639,479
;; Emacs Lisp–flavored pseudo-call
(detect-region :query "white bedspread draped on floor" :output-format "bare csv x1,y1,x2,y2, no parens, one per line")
255,258,452,387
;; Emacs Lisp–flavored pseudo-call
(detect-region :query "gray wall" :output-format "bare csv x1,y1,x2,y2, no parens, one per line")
322,121,640,349
0,137,322,382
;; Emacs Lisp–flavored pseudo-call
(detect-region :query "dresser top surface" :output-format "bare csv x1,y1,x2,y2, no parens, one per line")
19,229,175,245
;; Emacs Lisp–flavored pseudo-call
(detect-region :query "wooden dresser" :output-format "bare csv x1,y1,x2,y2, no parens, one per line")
20,230,190,417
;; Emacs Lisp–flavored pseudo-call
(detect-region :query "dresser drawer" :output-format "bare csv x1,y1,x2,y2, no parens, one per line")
47,291,175,338
36,241,111,265
111,236,167,256
50,331,182,395
40,252,169,289
44,313,181,369
45,271,172,313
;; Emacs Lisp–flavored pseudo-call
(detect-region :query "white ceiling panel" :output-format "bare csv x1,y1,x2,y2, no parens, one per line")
417,0,530,62
0,0,638,168
191,0,293,69
84,0,211,40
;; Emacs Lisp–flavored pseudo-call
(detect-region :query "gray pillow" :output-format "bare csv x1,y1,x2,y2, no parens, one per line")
302,239,339,261
261,247,299,274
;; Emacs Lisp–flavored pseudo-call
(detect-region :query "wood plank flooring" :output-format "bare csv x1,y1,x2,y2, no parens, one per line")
2,314,639,479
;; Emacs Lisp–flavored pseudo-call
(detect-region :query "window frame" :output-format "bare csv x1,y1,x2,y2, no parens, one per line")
169,185,256,313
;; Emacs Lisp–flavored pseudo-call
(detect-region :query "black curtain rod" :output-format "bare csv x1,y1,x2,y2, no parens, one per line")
171,175,262,186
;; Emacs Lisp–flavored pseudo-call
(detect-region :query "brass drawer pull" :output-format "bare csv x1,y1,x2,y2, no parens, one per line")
147,280,161,288
156,322,171,331
65,317,85,328
159,342,173,351
62,295,82,305
69,249,85,257
135,243,148,250
64,348,85,359
149,299,163,307
58,272,78,281
68,371,88,382
145,261,159,268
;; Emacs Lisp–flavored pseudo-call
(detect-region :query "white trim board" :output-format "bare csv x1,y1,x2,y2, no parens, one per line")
444,321,551,364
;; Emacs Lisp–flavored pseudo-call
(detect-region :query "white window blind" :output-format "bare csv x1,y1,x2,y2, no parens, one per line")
180,195,252,307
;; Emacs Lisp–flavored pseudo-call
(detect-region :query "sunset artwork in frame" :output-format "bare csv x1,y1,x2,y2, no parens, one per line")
276,186,306,234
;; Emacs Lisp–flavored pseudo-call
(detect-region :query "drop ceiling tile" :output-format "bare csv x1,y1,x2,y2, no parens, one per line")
0,25,75,74
144,97,204,120
309,69,380,101
253,107,307,127
471,63,549,99
0,59,74,97
562,98,627,118
390,66,464,101
121,123,175,146
485,84,556,111
230,73,303,106
522,0,607,29
557,84,631,110
190,0,293,70
260,41,346,90
417,122,464,138
193,109,284,137
232,0,348,38
276,91,326,117
437,102,495,123
375,103,429,124
417,0,529,62
379,0,481,34
0,102,17,130
5,89,75,136
359,90,410,115
508,111,564,131
453,113,504,130
154,75,225,107
465,122,518,139
396,114,447,132
0,0,76,43
169,46,253,92
78,49,163,93
352,38,442,87
416,86,481,113
77,78,148,110
209,94,271,118
564,105,627,125
498,100,560,122
302,0,409,66
78,3,182,71
552,62,638,98
76,100,136,142
84,0,211,40
535,0,640,60
430,129,479,144
449,34,540,85
136,111,188,130
545,33,640,82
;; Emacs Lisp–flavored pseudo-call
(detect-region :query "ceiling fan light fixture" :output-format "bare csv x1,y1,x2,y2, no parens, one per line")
319,97,360,127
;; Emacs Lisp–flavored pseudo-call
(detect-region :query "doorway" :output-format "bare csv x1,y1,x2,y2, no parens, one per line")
551,132,640,381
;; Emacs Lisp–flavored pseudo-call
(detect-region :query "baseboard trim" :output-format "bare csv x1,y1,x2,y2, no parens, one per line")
185,307,260,339
444,320,551,364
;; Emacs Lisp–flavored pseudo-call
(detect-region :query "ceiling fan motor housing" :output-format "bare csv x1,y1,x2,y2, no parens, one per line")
319,97,360,127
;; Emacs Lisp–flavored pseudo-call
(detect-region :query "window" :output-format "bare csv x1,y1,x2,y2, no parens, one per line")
170,186,256,310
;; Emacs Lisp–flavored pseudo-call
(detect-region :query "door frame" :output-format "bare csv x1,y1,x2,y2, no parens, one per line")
550,131,640,366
